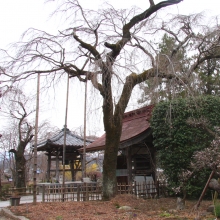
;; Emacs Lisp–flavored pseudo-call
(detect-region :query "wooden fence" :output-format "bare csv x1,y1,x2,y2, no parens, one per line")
1,181,168,202
41,183,102,202
116,181,168,199
8,186,39,196
40,181,168,202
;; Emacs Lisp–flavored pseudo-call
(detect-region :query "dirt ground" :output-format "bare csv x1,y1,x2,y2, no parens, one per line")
8,195,215,220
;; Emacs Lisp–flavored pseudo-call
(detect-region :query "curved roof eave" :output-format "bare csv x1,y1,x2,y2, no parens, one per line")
83,128,152,153
37,128,92,152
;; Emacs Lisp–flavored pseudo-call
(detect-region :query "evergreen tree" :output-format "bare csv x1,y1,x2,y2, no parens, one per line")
151,95,220,198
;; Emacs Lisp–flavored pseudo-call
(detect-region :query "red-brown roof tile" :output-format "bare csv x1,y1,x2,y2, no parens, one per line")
85,105,154,152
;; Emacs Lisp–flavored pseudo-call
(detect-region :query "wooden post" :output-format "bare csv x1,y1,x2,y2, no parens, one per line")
80,154,83,178
33,73,40,205
156,180,160,198
47,152,51,182
42,185,45,202
126,147,132,184
82,77,88,178
69,160,74,181
83,182,86,201
62,74,69,202
193,171,215,211
86,183,89,201
153,149,157,181
77,185,80,201
55,152,59,183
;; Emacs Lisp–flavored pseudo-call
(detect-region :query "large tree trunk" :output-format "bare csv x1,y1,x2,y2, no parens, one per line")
101,68,135,200
14,153,26,189
10,142,27,189
102,128,121,200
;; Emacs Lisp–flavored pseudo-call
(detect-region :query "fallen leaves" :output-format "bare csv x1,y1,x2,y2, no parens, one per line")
8,194,215,220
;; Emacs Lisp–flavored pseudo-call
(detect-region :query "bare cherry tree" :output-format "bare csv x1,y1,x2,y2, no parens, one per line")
0,87,53,188
0,131,16,183
0,88,35,188
1,0,220,199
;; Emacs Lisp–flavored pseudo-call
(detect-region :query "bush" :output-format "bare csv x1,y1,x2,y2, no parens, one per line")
151,95,220,198
0,184,11,200
214,202,220,217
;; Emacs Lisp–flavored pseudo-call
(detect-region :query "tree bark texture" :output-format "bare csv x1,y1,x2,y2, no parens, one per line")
11,142,26,189
209,178,220,193
9,130,33,189
102,127,122,200
15,155,26,189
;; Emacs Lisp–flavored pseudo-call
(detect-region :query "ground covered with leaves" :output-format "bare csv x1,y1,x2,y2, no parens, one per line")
9,195,215,220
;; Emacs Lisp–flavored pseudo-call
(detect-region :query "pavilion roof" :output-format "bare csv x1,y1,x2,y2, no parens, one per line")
84,105,154,152
37,127,92,152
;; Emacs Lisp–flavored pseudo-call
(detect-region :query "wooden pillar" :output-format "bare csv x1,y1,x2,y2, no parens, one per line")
46,152,51,182
69,160,75,181
80,154,83,179
55,151,60,183
126,147,132,184
152,149,157,182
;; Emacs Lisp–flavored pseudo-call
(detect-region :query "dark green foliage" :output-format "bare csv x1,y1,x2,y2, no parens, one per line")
138,34,190,105
151,96,220,198
195,32,220,95
214,201,220,217
197,59,220,95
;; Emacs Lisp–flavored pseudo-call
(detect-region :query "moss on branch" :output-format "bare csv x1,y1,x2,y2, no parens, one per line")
73,34,101,60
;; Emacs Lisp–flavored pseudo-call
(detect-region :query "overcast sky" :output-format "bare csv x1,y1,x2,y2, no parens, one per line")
0,0,220,135
1,0,219,49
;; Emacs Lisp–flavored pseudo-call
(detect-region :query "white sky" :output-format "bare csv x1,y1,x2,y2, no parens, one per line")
0,0,219,49
0,0,220,136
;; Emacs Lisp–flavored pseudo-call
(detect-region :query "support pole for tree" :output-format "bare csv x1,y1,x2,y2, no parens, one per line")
82,77,88,179
193,171,215,211
33,73,40,205
62,73,69,201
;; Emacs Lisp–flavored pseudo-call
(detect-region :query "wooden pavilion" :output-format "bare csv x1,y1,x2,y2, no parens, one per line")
84,105,156,184
37,127,92,182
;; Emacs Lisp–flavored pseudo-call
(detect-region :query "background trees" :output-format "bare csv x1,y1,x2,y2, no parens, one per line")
139,22,220,105
0,131,17,182
151,95,220,198
0,88,35,188
1,0,220,199
0,87,52,188
196,58,220,95
138,33,190,104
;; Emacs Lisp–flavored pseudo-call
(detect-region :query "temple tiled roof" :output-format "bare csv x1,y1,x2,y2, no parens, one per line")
37,128,92,151
84,105,154,152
